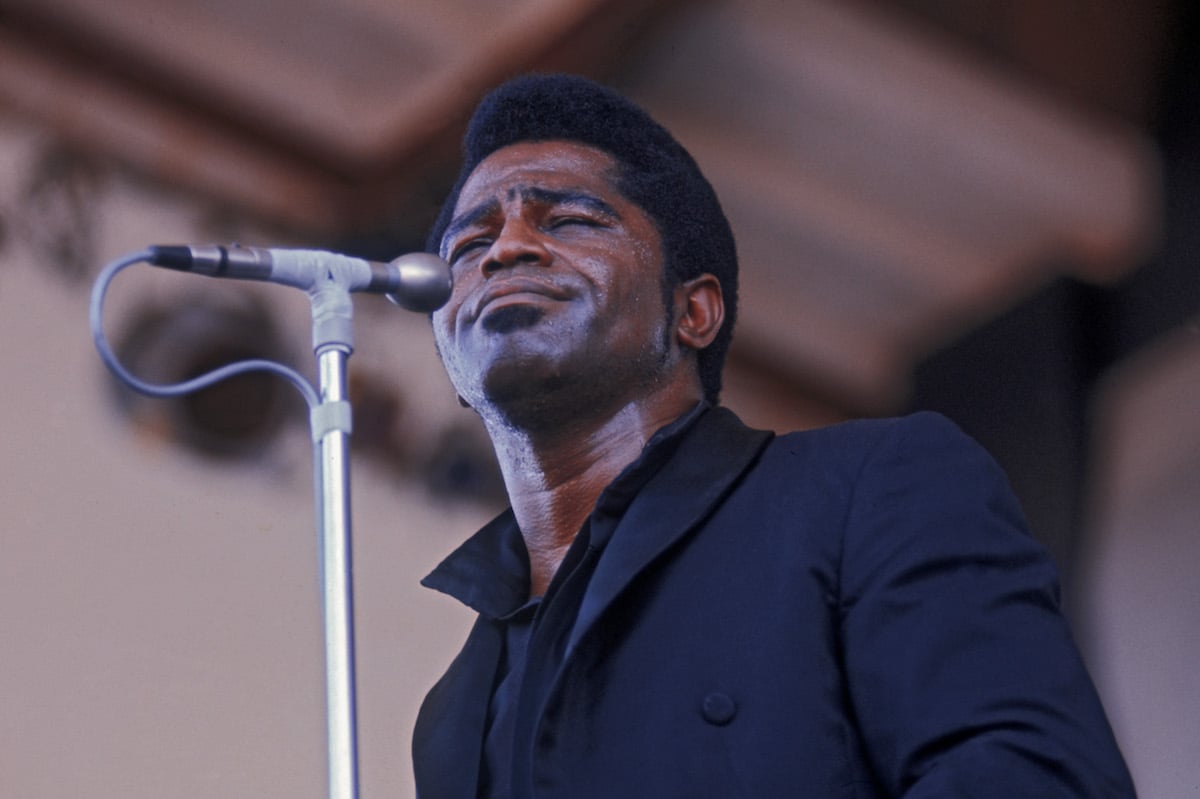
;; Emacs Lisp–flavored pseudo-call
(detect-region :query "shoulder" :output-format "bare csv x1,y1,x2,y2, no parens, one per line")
775,409,972,450
760,409,996,481
695,407,1015,527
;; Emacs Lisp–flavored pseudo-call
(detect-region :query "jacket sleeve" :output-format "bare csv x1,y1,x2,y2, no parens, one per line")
837,412,1135,797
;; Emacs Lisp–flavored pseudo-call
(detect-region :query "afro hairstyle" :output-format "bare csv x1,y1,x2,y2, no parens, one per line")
426,73,738,404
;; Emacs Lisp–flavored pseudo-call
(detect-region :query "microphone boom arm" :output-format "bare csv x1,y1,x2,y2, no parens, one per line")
145,244,452,312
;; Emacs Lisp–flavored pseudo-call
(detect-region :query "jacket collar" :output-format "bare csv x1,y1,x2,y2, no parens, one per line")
412,406,773,799
411,615,502,798
566,406,772,654
420,401,712,618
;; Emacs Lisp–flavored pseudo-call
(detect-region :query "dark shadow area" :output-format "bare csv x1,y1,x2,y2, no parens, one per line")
909,1,1200,612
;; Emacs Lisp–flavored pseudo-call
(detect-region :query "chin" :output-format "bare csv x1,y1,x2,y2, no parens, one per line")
476,352,579,419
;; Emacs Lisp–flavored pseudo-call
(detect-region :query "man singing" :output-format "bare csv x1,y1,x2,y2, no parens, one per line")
412,73,1134,798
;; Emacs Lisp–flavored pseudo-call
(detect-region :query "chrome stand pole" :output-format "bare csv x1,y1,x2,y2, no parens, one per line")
310,281,360,799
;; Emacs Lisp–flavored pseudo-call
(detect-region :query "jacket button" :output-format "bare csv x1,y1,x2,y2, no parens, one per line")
701,692,737,725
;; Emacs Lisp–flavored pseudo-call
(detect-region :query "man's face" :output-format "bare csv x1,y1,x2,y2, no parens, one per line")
431,140,674,415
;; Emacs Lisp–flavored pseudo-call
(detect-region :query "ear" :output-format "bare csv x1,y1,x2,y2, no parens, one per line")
673,273,724,352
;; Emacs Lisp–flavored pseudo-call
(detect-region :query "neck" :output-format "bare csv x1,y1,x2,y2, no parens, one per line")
481,389,699,597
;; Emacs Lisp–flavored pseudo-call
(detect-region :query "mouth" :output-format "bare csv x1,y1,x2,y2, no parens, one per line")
468,277,570,322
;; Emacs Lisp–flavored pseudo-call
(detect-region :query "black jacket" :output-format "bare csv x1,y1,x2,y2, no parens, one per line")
414,408,1134,798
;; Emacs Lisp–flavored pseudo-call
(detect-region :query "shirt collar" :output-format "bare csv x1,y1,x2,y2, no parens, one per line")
421,401,710,619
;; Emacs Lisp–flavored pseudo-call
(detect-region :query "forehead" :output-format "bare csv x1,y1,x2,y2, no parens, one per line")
453,140,624,214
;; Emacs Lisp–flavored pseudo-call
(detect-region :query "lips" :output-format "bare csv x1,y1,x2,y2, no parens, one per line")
468,276,571,322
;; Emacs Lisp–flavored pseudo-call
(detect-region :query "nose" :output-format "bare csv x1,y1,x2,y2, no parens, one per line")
481,216,550,275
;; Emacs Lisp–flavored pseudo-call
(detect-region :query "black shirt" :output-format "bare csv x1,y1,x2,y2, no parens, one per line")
421,403,708,798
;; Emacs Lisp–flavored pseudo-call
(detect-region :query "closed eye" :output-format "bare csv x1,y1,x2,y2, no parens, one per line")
547,215,600,230
448,236,492,265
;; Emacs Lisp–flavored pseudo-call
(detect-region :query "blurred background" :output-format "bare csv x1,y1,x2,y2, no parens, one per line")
0,0,1195,795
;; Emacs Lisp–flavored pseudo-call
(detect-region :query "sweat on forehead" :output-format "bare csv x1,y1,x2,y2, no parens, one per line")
427,73,698,254
442,144,625,254
444,182,622,252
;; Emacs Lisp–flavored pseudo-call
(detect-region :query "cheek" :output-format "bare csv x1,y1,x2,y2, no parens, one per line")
432,279,470,332
622,251,666,315
430,308,460,363
430,308,450,340
430,314,469,390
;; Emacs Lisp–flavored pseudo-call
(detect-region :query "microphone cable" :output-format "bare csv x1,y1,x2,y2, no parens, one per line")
90,249,321,410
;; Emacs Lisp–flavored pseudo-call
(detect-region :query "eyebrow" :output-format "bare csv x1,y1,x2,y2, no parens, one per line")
522,187,621,220
441,200,499,254
441,185,623,253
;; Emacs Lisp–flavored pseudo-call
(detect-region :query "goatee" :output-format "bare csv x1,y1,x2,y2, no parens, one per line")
480,304,546,334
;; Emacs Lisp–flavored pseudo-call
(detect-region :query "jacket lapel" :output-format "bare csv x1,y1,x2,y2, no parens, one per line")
412,616,502,799
566,408,773,654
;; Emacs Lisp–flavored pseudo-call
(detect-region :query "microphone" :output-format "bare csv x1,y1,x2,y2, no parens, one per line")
147,244,452,312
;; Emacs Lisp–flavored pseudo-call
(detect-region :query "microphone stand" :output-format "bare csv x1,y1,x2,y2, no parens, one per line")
93,248,450,799
309,276,361,799
90,252,374,799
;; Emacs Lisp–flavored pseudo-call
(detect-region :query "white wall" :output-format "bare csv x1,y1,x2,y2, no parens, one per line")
1085,327,1200,799
0,115,485,798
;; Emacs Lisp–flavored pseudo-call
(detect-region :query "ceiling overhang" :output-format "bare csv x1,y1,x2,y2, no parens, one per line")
0,0,1163,411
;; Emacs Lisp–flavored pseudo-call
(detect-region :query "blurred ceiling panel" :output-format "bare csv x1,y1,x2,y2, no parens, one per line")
0,0,1168,410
